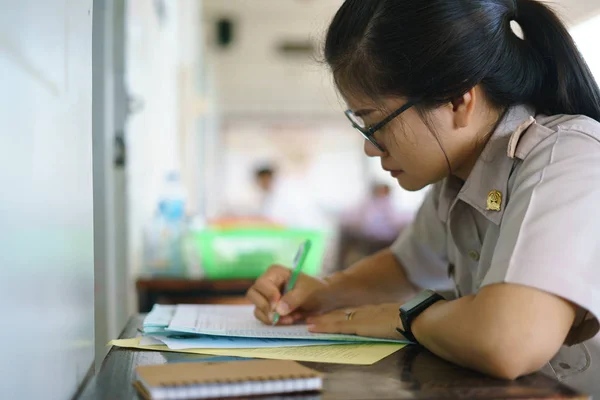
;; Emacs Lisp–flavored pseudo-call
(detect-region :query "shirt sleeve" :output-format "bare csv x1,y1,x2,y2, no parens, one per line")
391,184,453,291
482,129,600,343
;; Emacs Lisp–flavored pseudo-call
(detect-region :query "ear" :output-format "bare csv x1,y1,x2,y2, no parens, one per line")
450,88,476,129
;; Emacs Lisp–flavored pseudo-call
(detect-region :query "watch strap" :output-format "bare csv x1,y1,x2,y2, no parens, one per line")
397,290,444,344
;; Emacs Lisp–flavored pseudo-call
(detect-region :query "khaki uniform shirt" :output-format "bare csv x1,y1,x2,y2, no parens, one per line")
391,105,600,394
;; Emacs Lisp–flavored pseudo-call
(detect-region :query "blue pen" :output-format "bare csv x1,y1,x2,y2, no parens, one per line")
272,240,312,326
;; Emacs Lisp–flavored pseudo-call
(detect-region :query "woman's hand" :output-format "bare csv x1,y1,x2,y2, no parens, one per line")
246,265,332,325
306,303,406,340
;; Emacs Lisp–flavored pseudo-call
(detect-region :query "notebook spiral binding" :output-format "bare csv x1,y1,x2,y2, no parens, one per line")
152,377,322,399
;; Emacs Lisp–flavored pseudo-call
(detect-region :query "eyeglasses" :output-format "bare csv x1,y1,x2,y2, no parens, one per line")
345,100,418,152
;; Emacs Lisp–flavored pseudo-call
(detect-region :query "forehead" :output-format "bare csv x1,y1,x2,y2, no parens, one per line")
343,92,407,114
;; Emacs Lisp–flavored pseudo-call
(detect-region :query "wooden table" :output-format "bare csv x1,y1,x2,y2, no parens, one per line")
77,315,589,399
136,278,254,312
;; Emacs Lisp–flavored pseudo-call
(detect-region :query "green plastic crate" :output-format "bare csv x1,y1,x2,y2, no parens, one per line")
190,228,327,280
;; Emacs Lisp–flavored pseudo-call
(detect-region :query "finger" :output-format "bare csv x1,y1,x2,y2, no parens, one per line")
277,288,311,317
263,265,292,288
255,265,292,301
277,312,304,326
278,315,295,325
254,308,296,326
290,311,304,322
253,278,285,305
253,307,272,325
246,288,270,314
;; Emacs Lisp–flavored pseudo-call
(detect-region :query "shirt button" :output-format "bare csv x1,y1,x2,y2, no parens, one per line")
468,250,480,262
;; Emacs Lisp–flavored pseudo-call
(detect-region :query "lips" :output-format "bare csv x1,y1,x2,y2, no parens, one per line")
383,167,404,177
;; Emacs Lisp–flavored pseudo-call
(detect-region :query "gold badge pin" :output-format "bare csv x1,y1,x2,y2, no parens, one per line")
487,190,502,211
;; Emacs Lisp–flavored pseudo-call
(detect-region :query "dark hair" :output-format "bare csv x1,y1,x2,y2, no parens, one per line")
255,166,275,178
325,0,600,122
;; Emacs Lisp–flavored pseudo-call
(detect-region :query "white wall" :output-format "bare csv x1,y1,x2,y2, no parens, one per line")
553,0,600,24
202,0,344,118
0,0,94,398
572,14,600,80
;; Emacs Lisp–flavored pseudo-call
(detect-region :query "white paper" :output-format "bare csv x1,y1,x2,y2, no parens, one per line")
150,335,351,350
167,304,407,343
139,336,166,346
143,304,177,328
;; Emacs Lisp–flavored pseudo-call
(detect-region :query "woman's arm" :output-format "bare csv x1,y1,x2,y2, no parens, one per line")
326,248,419,307
309,281,577,379
412,283,577,379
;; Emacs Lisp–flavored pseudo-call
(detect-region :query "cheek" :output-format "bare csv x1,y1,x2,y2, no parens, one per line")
363,140,383,157
385,122,450,179
384,122,430,163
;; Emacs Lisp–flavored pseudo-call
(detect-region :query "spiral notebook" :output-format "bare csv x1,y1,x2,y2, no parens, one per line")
134,360,323,400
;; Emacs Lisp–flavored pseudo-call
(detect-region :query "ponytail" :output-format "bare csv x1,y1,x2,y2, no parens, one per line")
516,0,600,121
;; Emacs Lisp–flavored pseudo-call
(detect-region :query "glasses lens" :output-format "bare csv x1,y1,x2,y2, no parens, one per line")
346,111,366,129
345,110,383,151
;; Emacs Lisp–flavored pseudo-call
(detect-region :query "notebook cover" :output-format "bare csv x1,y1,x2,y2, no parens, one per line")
136,359,322,388
133,380,151,400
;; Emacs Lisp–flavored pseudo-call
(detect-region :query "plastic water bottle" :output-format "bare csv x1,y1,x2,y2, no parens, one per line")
160,171,187,222
142,172,187,277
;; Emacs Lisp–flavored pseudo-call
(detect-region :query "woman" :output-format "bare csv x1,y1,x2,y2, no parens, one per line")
246,0,600,382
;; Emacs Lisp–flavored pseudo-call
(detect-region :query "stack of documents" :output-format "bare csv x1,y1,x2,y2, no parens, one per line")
110,304,409,365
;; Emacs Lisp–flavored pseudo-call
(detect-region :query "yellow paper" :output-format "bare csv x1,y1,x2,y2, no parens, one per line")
109,337,406,365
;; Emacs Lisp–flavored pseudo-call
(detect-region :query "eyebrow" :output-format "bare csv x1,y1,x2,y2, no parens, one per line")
353,109,376,117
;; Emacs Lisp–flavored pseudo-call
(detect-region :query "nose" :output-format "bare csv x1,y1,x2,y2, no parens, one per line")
364,139,386,158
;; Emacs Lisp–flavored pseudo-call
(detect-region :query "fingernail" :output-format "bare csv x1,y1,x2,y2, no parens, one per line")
307,324,316,331
276,302,290,316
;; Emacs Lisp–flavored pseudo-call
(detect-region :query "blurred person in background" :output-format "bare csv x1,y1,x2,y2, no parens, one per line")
338,182,412,267
223,164,326,229
255,166,276,196
344,182,411,242
222,165,277,220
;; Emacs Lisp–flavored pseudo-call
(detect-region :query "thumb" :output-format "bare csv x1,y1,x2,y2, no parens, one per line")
275,288,308,317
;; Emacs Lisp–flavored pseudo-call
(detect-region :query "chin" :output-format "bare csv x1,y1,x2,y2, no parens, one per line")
396,176,428,192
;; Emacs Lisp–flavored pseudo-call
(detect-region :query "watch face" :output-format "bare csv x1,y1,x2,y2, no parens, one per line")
401,290,436,312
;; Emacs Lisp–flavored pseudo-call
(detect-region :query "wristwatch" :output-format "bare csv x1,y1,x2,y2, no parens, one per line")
396,289,445,344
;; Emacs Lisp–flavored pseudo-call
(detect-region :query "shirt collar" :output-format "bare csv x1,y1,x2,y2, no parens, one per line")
437,104,536,225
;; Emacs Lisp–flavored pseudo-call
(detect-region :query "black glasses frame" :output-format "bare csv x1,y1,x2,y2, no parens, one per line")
345,100,419,152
